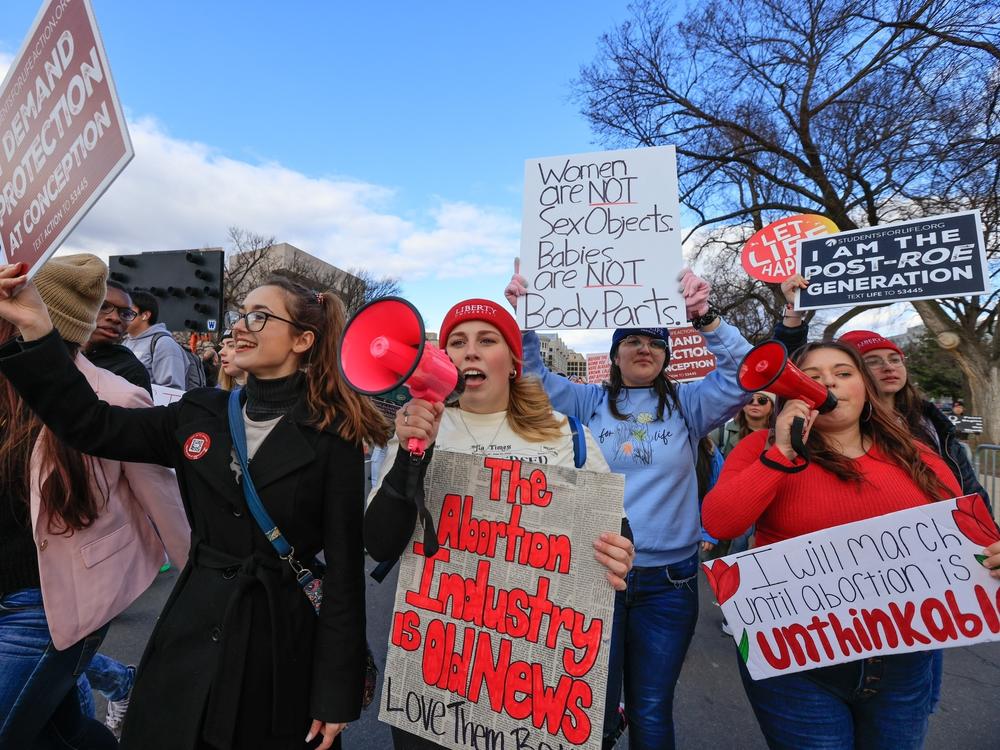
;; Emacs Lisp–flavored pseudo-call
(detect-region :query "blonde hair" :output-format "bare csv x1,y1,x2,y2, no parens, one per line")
449,375,566,442
506,375,568,442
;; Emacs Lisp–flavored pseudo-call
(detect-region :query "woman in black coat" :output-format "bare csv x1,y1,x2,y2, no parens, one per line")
0,266,390,750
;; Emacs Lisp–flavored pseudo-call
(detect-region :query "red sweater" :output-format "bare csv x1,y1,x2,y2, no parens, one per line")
702,429,961,546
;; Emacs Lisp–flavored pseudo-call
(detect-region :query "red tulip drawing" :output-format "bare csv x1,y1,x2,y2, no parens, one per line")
952,494,1000,548
701,559,742,605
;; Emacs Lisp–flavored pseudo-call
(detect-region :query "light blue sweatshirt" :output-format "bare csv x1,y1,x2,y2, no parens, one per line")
522,321,751,566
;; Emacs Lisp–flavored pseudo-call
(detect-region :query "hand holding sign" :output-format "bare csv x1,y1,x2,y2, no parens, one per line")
504,258,528,310
678,266,710,319
0,263,54,341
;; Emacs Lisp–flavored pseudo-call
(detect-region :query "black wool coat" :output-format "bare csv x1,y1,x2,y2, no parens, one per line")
0,331,366,750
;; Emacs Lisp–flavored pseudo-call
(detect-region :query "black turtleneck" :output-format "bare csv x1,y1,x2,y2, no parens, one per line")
244,371,304,422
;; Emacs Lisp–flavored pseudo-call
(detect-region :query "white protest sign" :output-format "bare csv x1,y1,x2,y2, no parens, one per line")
795,211,989,310
151,383,184,407
518,146,685,331
381,450,624,750
703,495,1000,680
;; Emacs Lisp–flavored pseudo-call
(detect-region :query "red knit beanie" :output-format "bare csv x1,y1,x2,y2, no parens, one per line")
439,298,523,377
838,329,903,357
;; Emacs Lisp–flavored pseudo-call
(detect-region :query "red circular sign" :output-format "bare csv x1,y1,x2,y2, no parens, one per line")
741,214,838,282
183,432,211,460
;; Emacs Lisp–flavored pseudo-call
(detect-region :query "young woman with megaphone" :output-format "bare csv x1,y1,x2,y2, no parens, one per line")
701,340,1000,749
506,264,753,750
0,263,389,750
364,297,636,750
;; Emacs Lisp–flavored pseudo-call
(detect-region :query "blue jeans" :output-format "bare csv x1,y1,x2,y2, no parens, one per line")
0,588,117,749
738,650,936,749
603,552,700,750
85,653,134,702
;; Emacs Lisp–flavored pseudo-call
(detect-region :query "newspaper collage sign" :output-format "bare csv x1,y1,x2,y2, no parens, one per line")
381,450,625,750
518,146,685,331
0,0,133,276
704,496,1000,681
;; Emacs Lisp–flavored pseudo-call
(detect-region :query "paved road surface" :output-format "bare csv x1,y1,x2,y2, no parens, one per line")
97,558,1000,749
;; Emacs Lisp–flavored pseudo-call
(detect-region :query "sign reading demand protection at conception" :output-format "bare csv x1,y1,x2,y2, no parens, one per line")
704,495,1000,681
0,0,133,277
381,450,624,750
518,146,685,330
795,211,988,310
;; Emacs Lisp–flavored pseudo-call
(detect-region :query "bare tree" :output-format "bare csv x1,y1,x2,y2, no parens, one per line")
339,268,403,318
223,226,276,308
577,0,1000,439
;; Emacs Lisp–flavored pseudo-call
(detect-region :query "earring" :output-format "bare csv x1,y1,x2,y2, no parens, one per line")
861,401,873,423
509,369,517,379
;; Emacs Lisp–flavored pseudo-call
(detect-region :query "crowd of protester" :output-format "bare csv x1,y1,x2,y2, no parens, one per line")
0,255,997,750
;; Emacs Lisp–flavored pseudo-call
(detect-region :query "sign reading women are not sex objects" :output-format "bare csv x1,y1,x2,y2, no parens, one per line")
704,496,1000,680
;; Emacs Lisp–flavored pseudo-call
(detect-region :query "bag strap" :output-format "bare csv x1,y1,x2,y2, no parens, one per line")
227,389,320,585
568,415,586,469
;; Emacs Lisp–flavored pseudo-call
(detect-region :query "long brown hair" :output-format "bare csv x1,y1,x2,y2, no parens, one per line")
787,342,951,500
606,361,679,422
0,321,106,534
892,377,937,445
736,394,774,440
262,276,391,445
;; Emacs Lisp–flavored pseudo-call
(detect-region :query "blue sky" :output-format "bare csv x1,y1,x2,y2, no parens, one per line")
1,1,919,350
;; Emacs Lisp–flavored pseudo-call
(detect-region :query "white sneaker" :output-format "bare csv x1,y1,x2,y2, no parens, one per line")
721,620,733,636
104,666,135,739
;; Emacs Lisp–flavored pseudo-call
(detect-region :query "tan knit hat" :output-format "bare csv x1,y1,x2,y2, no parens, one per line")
33,254,108,345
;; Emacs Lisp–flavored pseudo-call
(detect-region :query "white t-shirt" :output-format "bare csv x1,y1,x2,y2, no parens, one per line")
369,407,609,498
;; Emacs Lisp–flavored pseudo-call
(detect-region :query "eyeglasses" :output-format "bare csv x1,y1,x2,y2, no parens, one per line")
99,301,138,322
224,310,304,332
751,395,772,405
863,355,905,369
620,336,668,351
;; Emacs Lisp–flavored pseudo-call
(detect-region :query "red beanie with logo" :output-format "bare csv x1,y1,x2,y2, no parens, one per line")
439,298,523,377
838,329,903,357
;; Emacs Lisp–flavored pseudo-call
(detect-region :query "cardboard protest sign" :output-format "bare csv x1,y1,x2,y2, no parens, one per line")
518,146,684,331
0,0,133,277
796,211,989,310
667,326,716,382
703,495,1000,680
585,353,610,385
741,214,838,283
949,415,983,435
381,450,624,750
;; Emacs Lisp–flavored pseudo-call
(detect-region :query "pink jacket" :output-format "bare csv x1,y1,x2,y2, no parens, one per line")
29,353,191,650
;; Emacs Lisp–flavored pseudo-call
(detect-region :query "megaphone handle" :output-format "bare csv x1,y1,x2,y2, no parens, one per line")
790,416,810,462
406,452,440,558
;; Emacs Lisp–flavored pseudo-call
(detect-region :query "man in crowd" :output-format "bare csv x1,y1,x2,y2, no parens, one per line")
83,280,152,395
123,290,187,389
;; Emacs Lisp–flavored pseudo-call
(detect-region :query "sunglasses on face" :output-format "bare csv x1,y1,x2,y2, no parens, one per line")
863,355,905,369
224,310,304,333
751,395,772,406
99,301,138,322
620,336,668,351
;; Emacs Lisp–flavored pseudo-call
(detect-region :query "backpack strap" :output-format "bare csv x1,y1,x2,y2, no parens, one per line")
568,415,586,469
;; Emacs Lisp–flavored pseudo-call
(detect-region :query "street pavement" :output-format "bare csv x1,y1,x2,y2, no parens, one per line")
97,557,1000,749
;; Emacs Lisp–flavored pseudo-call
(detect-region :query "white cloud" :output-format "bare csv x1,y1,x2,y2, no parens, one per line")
54,117,519,282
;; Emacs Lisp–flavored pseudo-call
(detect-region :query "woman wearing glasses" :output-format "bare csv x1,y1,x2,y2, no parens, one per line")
0,266,389,750
505,268,752,750
720,391,776,456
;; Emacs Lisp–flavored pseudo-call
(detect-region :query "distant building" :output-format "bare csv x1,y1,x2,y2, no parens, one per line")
537,333,585,377
228,242,362,307
890,324,926,349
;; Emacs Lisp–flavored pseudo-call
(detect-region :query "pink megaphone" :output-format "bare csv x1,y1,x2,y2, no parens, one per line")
339,296,463,456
